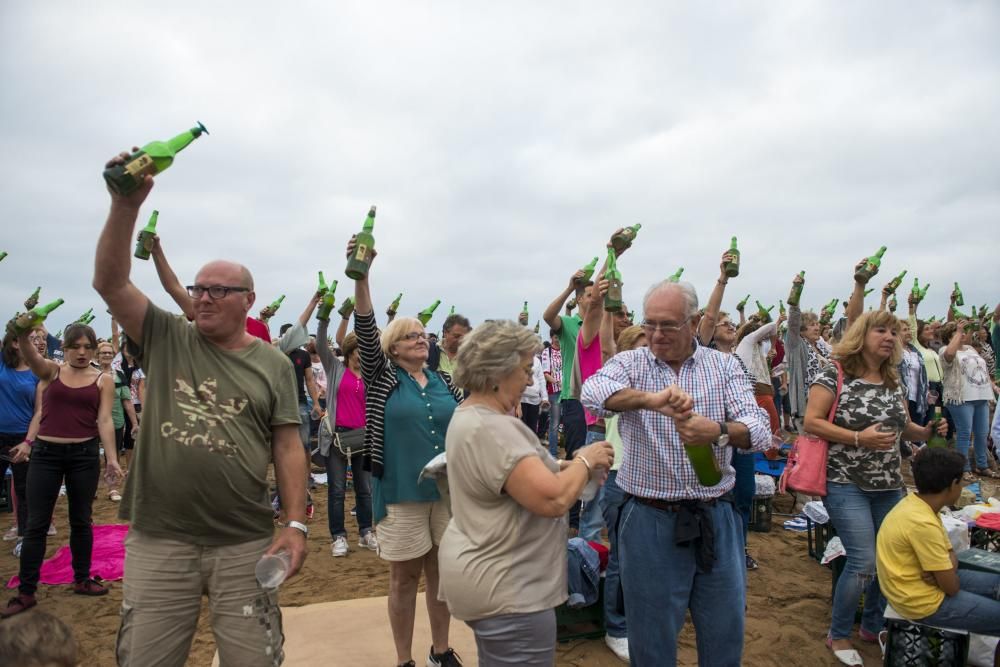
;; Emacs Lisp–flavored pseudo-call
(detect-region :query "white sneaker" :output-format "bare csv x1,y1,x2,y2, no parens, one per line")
605,635,629,662
47,523,56,536
13,539,22,558
359,532,379,552
331,536,348,557
2,525,17,541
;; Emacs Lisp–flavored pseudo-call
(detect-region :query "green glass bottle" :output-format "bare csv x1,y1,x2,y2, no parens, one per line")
317,271,329,295
418,300,441,327
260,295,285,322
103,122,209,196
317,291,337,321
755,300,774,323
927,407,948,448
723,236,740,278
611,224,642,253
0,251,7,262
449,305,456,315
736,294,751,311
566,297,577,313
854,246,887,283
628,311,635,324
952,282,964,306
927,316,937,324
919,283,930,300
54,329,62,340
134,210,159,260
84,314,96,326
575,257,599,287
345,206,377,280
910,278,921,302
519,301,529,325
24,287,41,311
683,442,722,487
952,305,971,321
8,298,64,336
604,247,623,313
667,267,684,283
888,295,897,313
386,292,403,318
76,307,94,324
787,272,805,307
863,288,874,297
338,296,356,320
778,300,786,318
886,269,907,293
534,320,540,334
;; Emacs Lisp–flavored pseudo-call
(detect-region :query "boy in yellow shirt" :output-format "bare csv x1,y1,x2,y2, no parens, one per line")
877,447,1000,634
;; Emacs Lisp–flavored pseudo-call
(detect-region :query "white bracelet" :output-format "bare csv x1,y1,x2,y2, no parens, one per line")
576,455,592,471
854,431,860,447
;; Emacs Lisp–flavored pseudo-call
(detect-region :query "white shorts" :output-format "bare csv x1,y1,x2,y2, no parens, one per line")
376,500,450,562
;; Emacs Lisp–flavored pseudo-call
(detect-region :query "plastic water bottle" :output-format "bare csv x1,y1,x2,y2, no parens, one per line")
255,550,291,590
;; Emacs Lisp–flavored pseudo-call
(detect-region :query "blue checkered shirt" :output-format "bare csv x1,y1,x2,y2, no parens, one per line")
581,344,771,501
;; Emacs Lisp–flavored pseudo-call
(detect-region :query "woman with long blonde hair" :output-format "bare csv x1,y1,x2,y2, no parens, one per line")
804,310,946,665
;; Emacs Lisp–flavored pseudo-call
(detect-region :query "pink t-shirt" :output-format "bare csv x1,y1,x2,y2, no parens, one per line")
577,333,602,426
335,367,366,429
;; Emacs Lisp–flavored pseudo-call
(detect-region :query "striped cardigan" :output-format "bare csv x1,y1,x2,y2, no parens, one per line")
355,310,462,478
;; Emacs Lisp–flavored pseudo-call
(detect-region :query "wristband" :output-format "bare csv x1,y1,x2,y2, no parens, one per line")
576,455,592,471
287,520,309,536
854,431,860,447
23,438,34,447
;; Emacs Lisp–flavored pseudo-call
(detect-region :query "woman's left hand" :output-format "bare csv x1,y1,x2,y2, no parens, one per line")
930,419,949,437
105,460,124,486
10,442,31,464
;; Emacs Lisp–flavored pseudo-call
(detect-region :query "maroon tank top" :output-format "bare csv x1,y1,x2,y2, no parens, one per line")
37,373,101,439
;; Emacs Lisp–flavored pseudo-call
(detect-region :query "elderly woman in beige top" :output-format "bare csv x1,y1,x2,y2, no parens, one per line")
438,320,614,667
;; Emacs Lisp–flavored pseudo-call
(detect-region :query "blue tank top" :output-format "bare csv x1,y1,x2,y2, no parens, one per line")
0,360,39,434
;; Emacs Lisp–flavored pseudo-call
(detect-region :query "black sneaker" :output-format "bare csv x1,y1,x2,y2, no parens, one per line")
745,553,759,570
427,646,463,667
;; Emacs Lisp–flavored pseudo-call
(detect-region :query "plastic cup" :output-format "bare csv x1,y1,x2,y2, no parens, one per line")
255,550,291,590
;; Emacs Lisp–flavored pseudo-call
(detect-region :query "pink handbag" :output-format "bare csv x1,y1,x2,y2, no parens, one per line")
779,362,843,498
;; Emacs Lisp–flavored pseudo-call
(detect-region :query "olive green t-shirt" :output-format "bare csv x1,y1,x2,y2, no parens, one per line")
437,404,568,621
118,303,301,545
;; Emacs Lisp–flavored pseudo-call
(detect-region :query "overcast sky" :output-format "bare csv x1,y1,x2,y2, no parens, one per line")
2,2,999,337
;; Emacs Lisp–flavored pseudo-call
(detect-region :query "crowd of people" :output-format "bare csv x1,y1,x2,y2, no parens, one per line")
0,151,999,667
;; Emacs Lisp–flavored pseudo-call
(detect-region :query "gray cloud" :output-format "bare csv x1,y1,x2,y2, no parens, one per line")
1,1,998,337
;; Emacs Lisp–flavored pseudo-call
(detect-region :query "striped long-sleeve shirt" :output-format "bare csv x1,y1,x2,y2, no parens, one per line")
581,344,771,501
354,310,462,477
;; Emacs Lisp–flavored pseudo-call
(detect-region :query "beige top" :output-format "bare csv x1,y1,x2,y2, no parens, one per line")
437,404,568,621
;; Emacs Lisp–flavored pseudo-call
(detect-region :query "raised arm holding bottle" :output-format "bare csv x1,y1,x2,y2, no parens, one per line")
698,248,739,346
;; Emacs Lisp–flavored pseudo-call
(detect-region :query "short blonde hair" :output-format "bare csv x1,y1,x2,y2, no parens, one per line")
799,311,819,332
452,320,541,392
380,317,422,358
0,608,78,667
833,310,901,390
616,325,645,352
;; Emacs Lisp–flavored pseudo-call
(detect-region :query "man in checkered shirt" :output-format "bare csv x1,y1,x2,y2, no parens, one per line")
582,279,770,667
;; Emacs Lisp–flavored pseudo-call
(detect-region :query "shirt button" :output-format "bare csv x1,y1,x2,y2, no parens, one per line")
426,403,431,407
431,430,436,435
428,415,433,420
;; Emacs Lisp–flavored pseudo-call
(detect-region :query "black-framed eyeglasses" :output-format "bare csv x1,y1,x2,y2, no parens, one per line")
641,318,691,334
186,285,251,300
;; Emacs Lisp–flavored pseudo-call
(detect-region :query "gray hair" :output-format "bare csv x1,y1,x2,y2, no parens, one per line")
642,280,699,320
452,320,541,392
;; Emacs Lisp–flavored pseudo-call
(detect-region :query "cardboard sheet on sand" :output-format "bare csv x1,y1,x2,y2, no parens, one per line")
212,593,477,666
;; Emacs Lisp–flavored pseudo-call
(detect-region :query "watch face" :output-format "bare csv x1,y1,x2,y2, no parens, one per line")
716,434,730,447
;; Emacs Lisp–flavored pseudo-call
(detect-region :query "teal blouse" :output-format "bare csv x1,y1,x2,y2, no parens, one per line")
373,368,457,522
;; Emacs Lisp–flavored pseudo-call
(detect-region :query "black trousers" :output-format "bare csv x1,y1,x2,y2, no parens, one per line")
0,433,29,538
520,403,541,434
18,438,100,595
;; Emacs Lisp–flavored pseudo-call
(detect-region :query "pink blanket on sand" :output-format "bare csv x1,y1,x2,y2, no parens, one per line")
7,524,129,589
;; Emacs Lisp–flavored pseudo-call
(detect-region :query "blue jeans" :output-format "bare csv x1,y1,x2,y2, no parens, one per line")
561,399,587,528
620,498,746,666
547,392,561,457
919,569,1000,634
950,400,990,470
579,429,607,543
824,482,903,640
326,449,372,538
732,451,755,539
297,402,311,454
600,470,627,639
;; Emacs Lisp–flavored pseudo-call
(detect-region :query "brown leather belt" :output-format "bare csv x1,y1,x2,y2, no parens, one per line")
587,424,606,434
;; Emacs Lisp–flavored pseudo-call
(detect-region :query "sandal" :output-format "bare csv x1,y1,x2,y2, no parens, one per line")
108,490,122,502
826,636,864,667
963,472,977,483
73,577,109,596
978,468,1000,479
0,593,37,618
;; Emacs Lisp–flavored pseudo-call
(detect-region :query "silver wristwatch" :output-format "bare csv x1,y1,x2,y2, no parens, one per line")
287,520,309,536
715,421,730,447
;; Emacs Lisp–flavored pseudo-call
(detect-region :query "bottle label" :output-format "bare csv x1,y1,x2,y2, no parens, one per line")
124,154,156,179
354,244,370,263
607,282,623,303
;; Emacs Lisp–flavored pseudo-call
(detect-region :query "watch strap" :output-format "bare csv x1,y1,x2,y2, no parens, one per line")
287,520,309,536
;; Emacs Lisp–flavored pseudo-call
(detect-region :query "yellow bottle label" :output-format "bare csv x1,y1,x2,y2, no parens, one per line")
124,154,156,179
354,244,369,262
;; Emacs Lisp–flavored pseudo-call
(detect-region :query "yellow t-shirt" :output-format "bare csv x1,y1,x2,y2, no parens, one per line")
876,494,953,619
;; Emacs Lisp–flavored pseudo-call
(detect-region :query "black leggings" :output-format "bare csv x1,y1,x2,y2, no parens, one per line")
18,438,100,595
0,433,29,538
